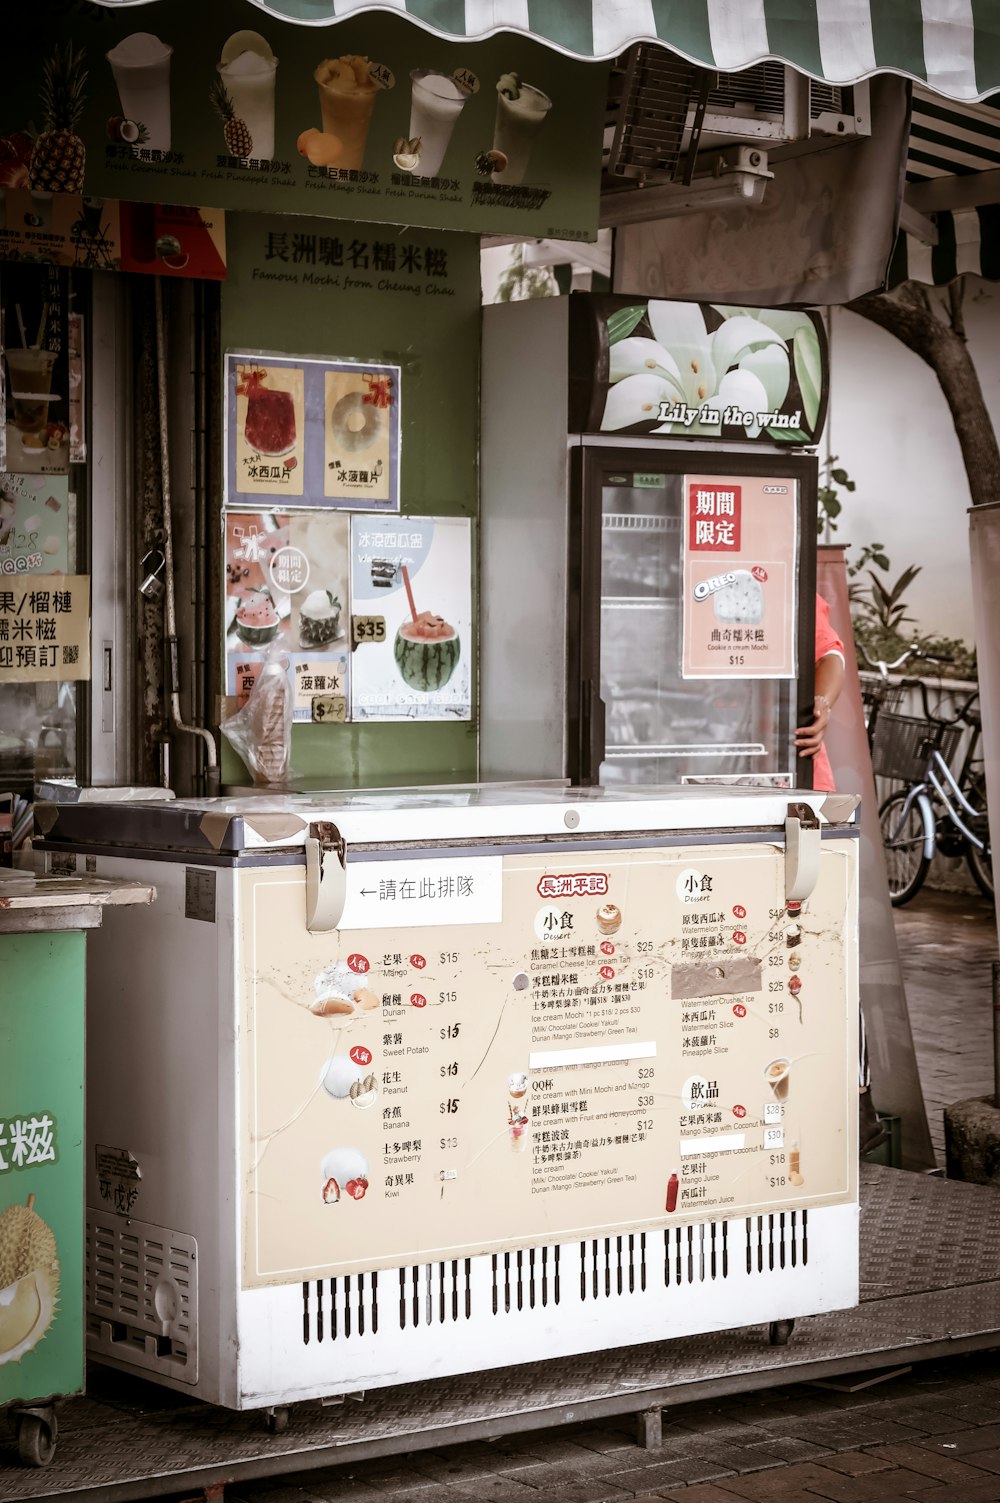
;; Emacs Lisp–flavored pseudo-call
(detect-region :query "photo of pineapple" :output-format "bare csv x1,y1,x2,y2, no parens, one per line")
211,76,253,160
30,42,88,194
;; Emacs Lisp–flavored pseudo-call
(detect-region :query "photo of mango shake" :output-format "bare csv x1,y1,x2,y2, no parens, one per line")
313,55,379,170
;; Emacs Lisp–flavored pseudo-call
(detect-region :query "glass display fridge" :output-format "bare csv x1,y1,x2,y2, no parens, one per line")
480,294,824,789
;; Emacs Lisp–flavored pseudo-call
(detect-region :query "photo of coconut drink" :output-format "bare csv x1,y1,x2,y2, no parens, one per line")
0,1194,60,1367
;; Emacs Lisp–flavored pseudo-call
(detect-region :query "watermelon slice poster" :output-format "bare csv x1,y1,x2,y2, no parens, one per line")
349,515,471,721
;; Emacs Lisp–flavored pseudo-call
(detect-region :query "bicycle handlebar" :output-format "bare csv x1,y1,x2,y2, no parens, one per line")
856,641,954,676
899,676,979,729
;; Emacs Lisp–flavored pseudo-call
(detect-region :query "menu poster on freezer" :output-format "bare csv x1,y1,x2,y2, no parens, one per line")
239,841,857,1287
349,515,471,721
225,510,349,723
682,475,798,680
225,353,400,512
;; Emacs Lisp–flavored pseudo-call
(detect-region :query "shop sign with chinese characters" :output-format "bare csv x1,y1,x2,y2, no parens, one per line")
225,354,400,512
682,476,798,680
0,192,226,280
0,1,604,241
238,840,856,1286
0,575,90,682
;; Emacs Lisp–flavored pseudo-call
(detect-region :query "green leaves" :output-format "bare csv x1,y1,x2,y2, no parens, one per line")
792,324,822,432
606,305,647,345
767,426,812,444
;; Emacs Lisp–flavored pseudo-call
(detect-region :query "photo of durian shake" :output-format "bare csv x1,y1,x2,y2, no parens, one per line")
405,69,469,177
314,55,380,170
507,1070,529,1153
492,72,552,184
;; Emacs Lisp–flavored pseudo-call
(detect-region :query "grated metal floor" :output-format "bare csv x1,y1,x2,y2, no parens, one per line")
1,1165,1000,1501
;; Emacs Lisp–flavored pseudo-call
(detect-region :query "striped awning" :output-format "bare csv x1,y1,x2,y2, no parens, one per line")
91,1,1000,104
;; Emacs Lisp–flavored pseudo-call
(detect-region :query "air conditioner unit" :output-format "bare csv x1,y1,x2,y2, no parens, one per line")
604,50,871,186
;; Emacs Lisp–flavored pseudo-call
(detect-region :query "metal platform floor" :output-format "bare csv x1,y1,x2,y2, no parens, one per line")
2,1164,1000,1501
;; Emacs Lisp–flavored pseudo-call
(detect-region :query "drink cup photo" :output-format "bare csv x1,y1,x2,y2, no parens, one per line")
314,56,379,171
5,348,58,436
218,32,278,161
492,74,552,185
765,1057,791,1101
107,33,174,152
407,70,468,177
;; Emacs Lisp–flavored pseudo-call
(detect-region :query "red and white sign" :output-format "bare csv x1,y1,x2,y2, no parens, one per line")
537,872,609,899
688,484,741,551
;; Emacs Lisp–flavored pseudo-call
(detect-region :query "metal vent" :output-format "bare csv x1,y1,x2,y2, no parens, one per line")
606,46,705,181
811,82,851,118
86,1210,198,1382
495,1247,560,1311
707,62,786,117
746,1211,808,1273
581,1234,647,1299
302,1273,380,1342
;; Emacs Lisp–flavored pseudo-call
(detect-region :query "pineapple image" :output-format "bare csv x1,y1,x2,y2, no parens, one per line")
30,42,88,193
211,77,253,159
0,1195,60,1366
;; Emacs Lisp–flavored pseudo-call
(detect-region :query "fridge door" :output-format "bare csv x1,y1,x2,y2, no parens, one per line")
570,448,817,787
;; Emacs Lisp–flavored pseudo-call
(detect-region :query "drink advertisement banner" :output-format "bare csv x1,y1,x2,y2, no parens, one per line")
349,514,471,722
0,475,70,576
225,510,349,724
682,475,798,681
0,573,90,682
0,193,226,280
238,840,857,1287
0,2,604,242
225,354,400,512
570,297,828,445
0,265,70,475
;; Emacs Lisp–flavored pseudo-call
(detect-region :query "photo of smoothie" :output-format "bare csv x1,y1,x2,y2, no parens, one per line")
107,33,174,152
492,72,552,185
217,31,278,161
404,70,468,178
313,55,379,171
765,1057,791,1102
5,347,57,438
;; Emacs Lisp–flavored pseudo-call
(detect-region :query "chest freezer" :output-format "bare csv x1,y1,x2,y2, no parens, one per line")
37,784,858,1412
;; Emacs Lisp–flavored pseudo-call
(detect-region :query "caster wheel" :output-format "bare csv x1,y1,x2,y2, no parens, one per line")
768,1319,795,1347
264,1407,289,1435
16,1413,57,1467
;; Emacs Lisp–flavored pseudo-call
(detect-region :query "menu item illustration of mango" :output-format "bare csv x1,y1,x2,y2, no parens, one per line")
0,1195,60,1367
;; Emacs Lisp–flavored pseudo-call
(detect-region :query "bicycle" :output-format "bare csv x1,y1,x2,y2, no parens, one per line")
856,642,948,749
875,679,993,905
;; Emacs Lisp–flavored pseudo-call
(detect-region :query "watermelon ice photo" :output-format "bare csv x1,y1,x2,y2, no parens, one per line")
235,593,280,647
394,612,460,692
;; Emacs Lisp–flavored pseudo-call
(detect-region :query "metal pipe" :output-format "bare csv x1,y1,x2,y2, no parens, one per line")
993,960,1000,1109
153,278,218,781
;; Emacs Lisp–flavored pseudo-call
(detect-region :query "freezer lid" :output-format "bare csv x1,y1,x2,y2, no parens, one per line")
34,783,854,855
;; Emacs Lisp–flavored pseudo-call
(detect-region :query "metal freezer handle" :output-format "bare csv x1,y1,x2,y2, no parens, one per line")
784,802,821,902
305,822,347,933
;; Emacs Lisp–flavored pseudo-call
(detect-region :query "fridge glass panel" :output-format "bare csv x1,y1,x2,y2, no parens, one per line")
597,471,793,787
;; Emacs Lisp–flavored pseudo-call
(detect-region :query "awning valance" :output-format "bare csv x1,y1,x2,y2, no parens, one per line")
92,0,1000,103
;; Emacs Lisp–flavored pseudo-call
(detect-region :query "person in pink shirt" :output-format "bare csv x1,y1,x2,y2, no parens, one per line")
795,593,886,1154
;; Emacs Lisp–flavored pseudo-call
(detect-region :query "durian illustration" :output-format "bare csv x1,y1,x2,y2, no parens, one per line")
0,1195,60,1366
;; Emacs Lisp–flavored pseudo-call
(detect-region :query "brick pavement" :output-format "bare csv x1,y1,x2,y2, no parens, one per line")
225,1347,1000,1501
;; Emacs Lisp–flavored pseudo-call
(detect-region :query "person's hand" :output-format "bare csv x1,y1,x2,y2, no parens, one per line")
795,696,832,759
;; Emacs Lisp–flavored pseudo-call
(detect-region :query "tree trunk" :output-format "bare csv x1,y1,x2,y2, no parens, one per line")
848,284,1000,508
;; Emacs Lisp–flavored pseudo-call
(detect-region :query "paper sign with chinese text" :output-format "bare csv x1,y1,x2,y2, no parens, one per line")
0,574,90,682
682,475,798,680
0,474,71,576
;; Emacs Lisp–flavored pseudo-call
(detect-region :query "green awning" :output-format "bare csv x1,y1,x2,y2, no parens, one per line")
93,0,1000,103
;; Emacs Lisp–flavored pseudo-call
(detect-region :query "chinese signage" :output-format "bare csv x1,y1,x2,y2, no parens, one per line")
0,574,90,682
225,354,400,511
349,514,471,721
682,475,798,680
0,1,604,241
0,192,226,280
0,474,71,576
225,511,349,722
571,296,828,444
1,264,70,474
239,840,857,1287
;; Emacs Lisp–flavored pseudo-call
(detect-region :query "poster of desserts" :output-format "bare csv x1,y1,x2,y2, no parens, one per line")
0,473,70,575
682,474,798,680
0,265,70,475
349,514,471,722
225,510,349,723
225,352,400,512
238,838,857,1286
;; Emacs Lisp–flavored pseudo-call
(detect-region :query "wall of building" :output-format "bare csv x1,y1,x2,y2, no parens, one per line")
219,212,481,788
826,280,1000,649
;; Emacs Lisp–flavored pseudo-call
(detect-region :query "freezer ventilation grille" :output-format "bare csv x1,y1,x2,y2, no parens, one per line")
85,1209,199,1383
300,1214,807,1343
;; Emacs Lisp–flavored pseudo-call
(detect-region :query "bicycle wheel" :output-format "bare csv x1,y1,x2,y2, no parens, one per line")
879,789,930,906
961,771,994,901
